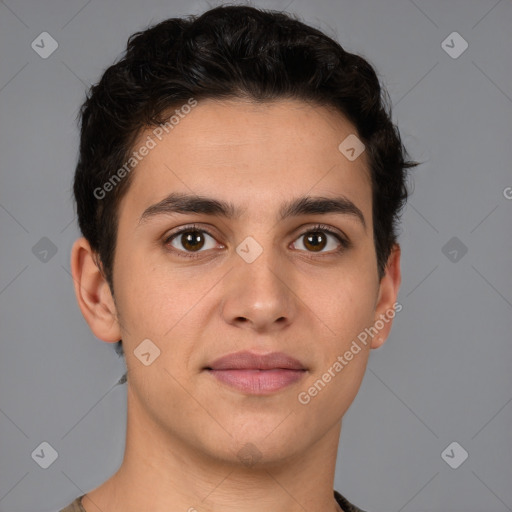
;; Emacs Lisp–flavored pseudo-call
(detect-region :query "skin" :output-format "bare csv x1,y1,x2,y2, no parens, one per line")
71,98,401,512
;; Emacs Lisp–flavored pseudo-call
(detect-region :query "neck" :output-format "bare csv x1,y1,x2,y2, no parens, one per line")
82,385,344,512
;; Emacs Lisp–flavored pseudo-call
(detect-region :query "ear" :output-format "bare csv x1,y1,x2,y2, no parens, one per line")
370,243,402,349
70,237,122,343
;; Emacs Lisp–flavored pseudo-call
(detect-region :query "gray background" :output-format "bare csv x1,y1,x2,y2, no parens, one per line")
0,0,511,511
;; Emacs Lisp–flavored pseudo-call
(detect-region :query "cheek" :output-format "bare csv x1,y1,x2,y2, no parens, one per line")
295,269,376,422
295,351,368,440
114,248,185,334
296,278,375,426
302,266,378,344
113,255,215,381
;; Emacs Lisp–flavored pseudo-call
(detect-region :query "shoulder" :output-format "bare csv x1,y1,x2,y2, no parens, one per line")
59,495,86,512
334,490,368,512
61,492,362,511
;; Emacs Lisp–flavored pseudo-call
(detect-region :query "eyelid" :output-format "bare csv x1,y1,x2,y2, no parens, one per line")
163,223,222,258
292,223,351,253
163,222,350,258
164,223,220,244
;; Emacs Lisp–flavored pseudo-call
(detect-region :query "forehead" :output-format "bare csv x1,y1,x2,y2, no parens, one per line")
119,98,372,225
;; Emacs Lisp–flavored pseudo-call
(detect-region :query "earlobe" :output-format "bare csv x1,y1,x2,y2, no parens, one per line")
70,237,122,343
371,243,402,349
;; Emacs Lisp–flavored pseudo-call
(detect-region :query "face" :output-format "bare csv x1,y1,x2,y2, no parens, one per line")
80,98,400,467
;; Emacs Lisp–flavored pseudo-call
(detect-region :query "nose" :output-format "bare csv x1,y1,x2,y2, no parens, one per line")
220,244,298,334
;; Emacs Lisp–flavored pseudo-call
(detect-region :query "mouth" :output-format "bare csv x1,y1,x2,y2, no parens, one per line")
204,351,307,395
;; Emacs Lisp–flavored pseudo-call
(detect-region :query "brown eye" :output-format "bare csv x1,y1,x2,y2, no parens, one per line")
291,225,349,255
303,231,328,252
166,227,219,256
179,231,206,251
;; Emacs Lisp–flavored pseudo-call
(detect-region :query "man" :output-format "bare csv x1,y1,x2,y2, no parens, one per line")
63,5,418,511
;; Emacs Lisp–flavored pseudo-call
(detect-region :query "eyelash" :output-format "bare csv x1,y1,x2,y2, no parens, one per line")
163,223,351,259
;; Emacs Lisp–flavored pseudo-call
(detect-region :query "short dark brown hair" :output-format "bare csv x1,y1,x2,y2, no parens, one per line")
73,5,419,354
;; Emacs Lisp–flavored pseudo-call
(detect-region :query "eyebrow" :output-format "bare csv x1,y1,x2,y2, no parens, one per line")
138,192,366,230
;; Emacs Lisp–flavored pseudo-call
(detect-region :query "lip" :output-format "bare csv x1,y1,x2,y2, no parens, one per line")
207,351,307,371
205,351,307,394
